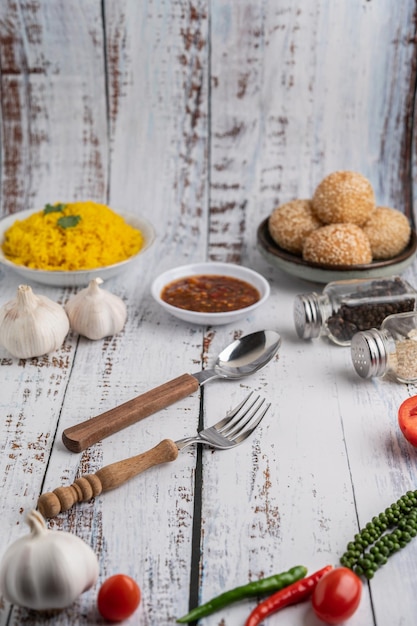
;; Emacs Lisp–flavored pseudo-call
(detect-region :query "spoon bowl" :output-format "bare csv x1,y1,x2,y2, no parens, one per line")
196,330,281,383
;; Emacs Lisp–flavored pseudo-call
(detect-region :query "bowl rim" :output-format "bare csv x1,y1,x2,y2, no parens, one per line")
151,261,270,321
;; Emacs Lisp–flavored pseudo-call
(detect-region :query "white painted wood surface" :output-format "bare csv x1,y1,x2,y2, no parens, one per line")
1,1,417,624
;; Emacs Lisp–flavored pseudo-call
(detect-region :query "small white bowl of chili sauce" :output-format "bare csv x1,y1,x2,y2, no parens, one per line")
151,262,270,325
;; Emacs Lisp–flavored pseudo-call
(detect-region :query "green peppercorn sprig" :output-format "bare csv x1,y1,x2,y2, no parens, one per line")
340,491,417,579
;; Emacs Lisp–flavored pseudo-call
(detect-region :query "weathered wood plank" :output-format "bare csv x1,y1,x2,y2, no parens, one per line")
1,0,417,625
0,0,108,217
105,0,209,268
201,1,417,625
0,1,208,625
0,2,210,626
100,2,210,620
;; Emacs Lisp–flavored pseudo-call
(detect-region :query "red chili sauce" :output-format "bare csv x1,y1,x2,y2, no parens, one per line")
161,274,261,313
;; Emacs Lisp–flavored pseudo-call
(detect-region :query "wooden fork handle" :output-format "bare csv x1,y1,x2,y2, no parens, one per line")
62,373,200,452
37,438,179,518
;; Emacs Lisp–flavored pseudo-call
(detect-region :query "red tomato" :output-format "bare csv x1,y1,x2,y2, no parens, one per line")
311,567,362,624
398,396,417,447
97,574,141,622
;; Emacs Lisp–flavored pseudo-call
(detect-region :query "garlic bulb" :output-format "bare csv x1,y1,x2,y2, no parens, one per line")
65,277,127,340
0,285,70,359
0,509,99,610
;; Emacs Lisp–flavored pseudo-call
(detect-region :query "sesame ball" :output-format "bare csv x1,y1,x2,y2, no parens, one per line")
362,206,411,259
303,223,372,266
312,170,375,226
268,199,323,255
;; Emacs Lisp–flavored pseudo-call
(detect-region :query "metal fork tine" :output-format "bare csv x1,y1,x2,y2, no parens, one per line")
216,393,259,436
233,403,270,443
219,394,262,437
213,392,254,431
176,392,270,451
221,396,265,439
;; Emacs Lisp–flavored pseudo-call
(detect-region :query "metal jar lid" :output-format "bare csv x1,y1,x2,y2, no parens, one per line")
293,294,321,339
350,329,388,378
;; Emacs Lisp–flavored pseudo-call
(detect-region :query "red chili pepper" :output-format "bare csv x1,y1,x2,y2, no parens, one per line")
244,565,333,626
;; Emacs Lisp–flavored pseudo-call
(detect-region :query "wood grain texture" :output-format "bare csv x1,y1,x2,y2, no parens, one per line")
62,373,200,452
38,438,180,518
0,0,108,217
1,1,417,625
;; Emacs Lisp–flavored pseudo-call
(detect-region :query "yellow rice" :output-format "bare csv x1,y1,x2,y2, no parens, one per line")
1,201,145,271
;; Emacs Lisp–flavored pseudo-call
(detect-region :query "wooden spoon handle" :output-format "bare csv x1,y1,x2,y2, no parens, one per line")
37,438,179,518
62,373,200,452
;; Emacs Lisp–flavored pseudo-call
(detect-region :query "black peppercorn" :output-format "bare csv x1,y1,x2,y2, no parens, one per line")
294,276,417,346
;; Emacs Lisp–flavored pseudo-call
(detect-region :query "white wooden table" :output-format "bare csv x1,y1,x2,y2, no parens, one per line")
1,1,417,624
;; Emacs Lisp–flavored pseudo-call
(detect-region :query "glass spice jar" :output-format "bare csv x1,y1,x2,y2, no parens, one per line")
350,311,417,383
293,276,417,346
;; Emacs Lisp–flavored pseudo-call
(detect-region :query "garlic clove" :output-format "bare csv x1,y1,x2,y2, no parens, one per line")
65,277,127,340
0,509,99,610
0,285,70,359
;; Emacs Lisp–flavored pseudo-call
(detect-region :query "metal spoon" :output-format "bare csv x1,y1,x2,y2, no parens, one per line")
62,329,281,453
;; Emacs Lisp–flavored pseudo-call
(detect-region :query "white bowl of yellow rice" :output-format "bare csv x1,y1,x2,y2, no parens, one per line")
0,203,155,287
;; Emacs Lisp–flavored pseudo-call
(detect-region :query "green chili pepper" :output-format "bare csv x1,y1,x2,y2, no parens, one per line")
176,565,307,623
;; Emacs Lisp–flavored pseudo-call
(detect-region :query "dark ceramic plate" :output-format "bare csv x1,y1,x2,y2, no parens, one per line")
257,218,417,284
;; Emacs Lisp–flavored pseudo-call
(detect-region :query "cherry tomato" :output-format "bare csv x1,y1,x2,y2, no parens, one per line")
311,567,362,624
398,396,417,447
97,574,141,622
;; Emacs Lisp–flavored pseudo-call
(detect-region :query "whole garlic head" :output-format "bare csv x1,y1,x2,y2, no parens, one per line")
0,509,99,610
65,278,127,340
0,285,70,359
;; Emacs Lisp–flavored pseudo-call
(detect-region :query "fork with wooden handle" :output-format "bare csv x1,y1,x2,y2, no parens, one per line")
38,393,269,518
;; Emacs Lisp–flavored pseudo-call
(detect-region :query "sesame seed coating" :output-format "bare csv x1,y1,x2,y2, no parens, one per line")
303,223,372,265
362,206,411,259
312,170,375,226
268,199,323,254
